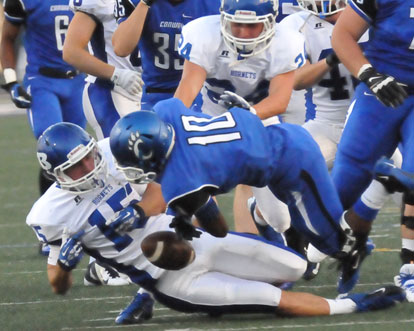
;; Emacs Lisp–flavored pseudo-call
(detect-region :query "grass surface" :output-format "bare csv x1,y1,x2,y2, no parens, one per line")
0,115,412,330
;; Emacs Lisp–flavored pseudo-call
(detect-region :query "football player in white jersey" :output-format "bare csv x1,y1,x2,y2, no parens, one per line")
62,0,144,140
26,122,405,324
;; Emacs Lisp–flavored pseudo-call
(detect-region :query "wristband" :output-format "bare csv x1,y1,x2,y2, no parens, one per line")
357,64,373,79
3,68,17,84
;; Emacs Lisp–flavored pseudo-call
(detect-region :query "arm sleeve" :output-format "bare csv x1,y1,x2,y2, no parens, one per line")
349,0,378,23
3,0,26,24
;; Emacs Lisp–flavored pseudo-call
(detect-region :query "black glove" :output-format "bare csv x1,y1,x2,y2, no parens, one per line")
358,64,408,108
325,52,340,67
141,0,156,6
169,215,202,241
1,81,32,108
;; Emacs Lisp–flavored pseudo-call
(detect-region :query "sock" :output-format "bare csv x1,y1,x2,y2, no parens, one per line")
402,239,414,251
360,180,389,211
326,298,357,315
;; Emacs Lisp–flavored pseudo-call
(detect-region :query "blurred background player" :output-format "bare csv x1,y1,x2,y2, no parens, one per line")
112,0,221,110
331,0,414,300
1,0,86,256
27,121,406,324
173,0,306,235
63,0,144,140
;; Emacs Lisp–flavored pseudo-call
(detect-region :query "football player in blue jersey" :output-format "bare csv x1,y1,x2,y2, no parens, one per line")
1,0,86,196
109,98,414,294
331,0,414,301
112,0,221,110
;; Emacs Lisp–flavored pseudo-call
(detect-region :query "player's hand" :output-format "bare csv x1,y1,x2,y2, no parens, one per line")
111,68,144,96
218,90,257,115
2,82,32,108
325,51,340,67
58,229,85,271
106,205,147,234
358,64,408,108
169,215,201,241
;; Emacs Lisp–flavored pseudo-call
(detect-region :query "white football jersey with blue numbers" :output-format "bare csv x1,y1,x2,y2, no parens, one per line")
179,15,306,117
280,11,368,124
26,138,170,280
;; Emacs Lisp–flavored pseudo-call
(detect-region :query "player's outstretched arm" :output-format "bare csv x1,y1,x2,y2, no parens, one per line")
46,244,73,295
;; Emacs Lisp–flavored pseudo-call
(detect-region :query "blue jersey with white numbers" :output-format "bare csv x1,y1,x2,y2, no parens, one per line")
153,98,318,205
349,0,414,86
115,0,220,89
3,0,77,75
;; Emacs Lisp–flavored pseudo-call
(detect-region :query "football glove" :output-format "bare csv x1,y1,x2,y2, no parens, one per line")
169,214,202,241
106,205,147,234
358,64,408,108
218,90,257,115
111,68,144,96
325,51,340,67
394,263,414,302
58,229,85,271
1,82,32,108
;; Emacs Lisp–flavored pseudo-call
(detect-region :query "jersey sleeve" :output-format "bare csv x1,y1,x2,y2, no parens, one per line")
69,0,109,22
178,16,221,73
349,0,377,23
3,0,26,24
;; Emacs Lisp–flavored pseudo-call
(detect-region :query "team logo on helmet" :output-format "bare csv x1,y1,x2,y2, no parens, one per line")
128,131,153,160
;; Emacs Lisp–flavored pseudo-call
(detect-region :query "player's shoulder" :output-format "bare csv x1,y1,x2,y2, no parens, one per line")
26,187,70,228
279,10,311,29
154,98,188,121
70,0,112,16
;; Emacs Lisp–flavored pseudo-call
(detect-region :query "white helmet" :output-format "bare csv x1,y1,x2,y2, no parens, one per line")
297,0,347,17
220,0,278,58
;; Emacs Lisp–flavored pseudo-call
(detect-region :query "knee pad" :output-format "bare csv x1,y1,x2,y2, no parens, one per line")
401,216,414,230
403,191,414,205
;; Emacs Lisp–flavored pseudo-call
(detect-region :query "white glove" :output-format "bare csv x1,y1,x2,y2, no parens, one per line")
111,68,143,96
394,263,414,302
218,90,257,115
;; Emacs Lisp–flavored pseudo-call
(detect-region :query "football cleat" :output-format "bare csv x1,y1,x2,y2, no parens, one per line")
84,261,132,286
344,286,406,312
302,261,320,281
247,197,286,245
394,263,414,303
337,238,375,294
374,157,414,193
115,292,154,324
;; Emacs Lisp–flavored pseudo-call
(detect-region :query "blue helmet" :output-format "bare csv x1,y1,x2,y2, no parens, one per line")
220,0,278,57
109,111,175,184
37,123,107,193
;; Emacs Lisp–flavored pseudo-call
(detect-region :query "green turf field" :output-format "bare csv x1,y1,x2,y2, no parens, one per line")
0,115,413,331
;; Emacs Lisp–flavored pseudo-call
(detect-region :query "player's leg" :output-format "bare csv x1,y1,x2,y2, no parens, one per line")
233,184,257,233
82,82,125,139
60,75,87,129
193,231,307,283
332,85,403,209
